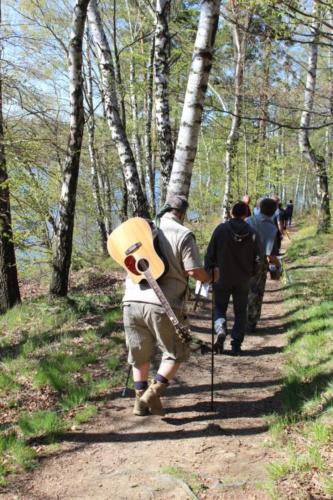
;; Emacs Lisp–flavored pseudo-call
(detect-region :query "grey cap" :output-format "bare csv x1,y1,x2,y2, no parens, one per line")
165,194,189,213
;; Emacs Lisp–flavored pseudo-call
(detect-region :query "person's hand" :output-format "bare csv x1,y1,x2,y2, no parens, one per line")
212,267,220,282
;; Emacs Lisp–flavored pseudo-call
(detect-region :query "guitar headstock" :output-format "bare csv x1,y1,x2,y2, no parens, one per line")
176,324,192,344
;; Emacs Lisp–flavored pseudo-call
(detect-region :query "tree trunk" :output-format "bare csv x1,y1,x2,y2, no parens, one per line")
144,36,156,214
112,0,126,131
125,0,145,193
294,165,302,210
301,166,309,213
85,28,108,254
326,12,333,178
0,0,21,313
154,0,174,205
298,10,331,233
243,128,248,194
49,0,90,297
87,0,150,218
222,9,246,220
167,0,220,200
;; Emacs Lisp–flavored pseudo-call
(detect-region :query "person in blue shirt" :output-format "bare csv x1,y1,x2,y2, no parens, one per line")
246,198,280,333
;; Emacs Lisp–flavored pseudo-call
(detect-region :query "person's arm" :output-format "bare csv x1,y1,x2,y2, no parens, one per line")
268,254,280,266
277,211,284,234
182,231,219,283
204,227,218,271
187,267,220,283
267,233,280,266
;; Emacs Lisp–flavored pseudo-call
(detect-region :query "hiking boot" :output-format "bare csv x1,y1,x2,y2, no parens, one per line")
214,318,227,354
214,332,226,354
140,380,167,416
133,390,150,416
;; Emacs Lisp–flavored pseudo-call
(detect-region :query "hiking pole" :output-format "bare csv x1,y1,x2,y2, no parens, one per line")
122,365,132,397
211,268,215,411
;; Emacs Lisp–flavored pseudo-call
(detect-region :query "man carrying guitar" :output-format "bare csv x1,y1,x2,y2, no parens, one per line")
122,195,216,416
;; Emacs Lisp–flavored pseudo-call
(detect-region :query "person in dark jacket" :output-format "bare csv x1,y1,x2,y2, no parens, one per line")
285,200,294,226
205,201,262,355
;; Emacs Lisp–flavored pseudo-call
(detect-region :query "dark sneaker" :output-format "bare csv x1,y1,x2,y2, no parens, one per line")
231,344,242,356
247,323,257,333
213,332,226,354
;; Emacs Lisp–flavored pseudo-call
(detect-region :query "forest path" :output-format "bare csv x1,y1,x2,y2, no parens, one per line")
5,270,287,500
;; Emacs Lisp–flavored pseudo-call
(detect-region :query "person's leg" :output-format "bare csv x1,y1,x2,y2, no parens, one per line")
247,262,268,332
213,284,231,352
140,305,190,415
123,303,154,416
157,362,180,380
231,282,250,354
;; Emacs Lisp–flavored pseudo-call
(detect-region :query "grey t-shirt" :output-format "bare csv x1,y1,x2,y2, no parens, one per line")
123,213,202,308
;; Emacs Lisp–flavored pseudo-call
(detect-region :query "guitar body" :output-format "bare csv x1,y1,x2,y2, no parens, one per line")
107,217,165,284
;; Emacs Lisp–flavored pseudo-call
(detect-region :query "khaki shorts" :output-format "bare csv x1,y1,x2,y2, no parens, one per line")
123,302,190,367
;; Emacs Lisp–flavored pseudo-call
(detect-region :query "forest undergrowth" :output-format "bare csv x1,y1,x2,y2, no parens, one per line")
0,268,127,487
264,225,333,499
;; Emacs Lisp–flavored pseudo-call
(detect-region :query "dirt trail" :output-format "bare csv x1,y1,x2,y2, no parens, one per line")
3,277,286,500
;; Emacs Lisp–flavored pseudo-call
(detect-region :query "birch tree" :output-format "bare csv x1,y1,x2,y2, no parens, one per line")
0,0,21,313
87,0,150,218
85,28,108,254
154,0,174,205
144,36,156,213
298,6,331,233
222,4,247,220
50,0,90,296
167,0,221,200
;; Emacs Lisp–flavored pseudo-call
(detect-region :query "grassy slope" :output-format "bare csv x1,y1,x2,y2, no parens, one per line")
265,226,333,499
0,269,126,487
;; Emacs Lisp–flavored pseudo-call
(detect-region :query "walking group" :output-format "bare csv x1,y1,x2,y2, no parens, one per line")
116,194,291,417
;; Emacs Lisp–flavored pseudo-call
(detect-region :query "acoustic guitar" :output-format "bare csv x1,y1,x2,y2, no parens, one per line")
107,217,192,344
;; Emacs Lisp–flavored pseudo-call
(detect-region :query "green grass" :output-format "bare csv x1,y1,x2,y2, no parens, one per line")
0,272,125,486
0,433,37,485
72,405,97,425
267,225,333,498
18,411,64,438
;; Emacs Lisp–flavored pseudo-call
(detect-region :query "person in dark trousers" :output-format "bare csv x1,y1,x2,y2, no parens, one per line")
246,198,280,333
285,200,294,226
272,195,285,253
204,201,262,355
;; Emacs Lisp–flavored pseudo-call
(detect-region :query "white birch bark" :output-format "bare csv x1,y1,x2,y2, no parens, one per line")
301,166,309,212
87,0,150,218
85,29,108,254
125,0,145,192
154,0,174,205
298,8,331,233
144,36,156,213
112,0,126,131
50,0,90,297
326,11,333,176
294,165,302,210
222,11,245,220
167,0,220,200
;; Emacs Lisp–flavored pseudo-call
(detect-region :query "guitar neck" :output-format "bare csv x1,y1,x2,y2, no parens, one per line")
143,268,180,328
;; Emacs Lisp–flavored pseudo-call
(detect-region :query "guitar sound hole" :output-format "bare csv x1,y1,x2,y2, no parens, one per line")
137,258,149,272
